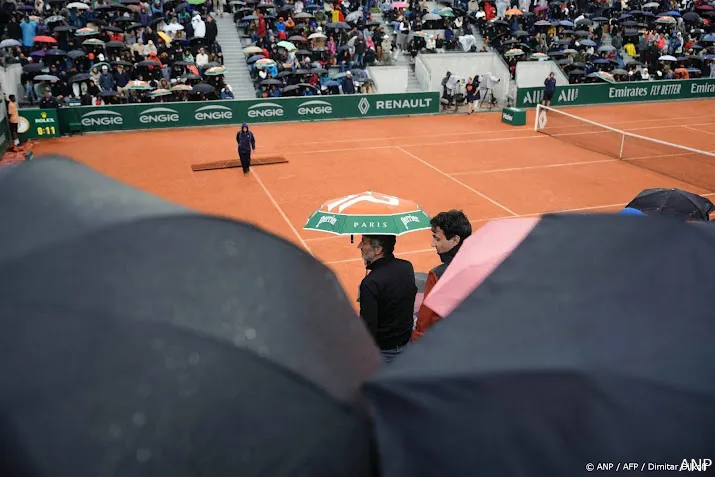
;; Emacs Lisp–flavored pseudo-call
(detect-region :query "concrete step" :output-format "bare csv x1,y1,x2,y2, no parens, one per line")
215,15,256,100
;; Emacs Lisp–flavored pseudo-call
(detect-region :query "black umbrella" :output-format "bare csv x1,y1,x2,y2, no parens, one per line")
67,49,86,58
69,72,91,82
22,63,46,73
106,40,125,48
191,83,215,93
111,60,132,66
53,25,76,32
0,157,380,477
46,48,66,56
261,78,282,85
626,188,714,221
365,213,715,477
138,60,161,67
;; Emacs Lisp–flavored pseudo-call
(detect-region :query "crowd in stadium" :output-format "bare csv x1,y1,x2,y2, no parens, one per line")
234,3,383,97
2,0,229,106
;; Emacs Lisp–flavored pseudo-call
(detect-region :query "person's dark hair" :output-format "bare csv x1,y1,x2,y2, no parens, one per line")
430,210,472,241
8,94,15,102
364,235,396,256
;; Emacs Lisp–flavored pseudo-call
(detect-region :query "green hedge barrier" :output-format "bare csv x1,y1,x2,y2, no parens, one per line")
516,78,715,108
43,92,440,134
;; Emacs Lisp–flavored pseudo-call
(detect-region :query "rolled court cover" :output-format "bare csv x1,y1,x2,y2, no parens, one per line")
191,155,288,171
0,157,380,477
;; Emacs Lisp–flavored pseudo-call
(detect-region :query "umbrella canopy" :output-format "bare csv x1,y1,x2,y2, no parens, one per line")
127,80,151,90
149,88,173,96
0,157,380,477
365,213,715,477
0,39,21,48
171,84,193,91
423,218,539,318
626,188,714,221
243,45,263,54
33,35,57,44
205,66,226,76
303,191,432,236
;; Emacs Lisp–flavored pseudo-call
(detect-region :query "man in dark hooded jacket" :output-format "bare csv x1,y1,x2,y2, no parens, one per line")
236,122,256,175
411,209,471,341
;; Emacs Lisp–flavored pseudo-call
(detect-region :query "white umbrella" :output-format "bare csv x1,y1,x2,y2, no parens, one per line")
308,32,327,40
0,39,21,48
243,45,263,54
642,1,659,7
659,54,677,61
67,2,90,9
346,10,361,22
423,12,441,21
163,23,184,32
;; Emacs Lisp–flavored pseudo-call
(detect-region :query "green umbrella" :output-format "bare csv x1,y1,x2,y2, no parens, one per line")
438,9,455,17
277,40,297,51
187,0,205,4
303,191,432,239
205,65,226,75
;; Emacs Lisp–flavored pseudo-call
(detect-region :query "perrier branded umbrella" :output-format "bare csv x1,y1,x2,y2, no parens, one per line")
303,191,432,241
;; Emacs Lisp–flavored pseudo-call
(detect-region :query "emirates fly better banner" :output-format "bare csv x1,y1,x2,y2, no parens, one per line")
56,92,440,133
516,78,715,108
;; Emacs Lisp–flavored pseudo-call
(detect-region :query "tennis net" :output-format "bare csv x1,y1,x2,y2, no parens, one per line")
534,104,715,191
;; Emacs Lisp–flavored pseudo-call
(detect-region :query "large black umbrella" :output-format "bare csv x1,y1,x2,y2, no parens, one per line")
365,213,715,477
0,158,380,477
626,188,714,221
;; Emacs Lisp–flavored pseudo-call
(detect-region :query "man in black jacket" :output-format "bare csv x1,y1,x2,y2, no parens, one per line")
358,234,417,362
236,122,256,175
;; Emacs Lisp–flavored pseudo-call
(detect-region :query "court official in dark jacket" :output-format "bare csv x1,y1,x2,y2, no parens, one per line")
358,234,417,363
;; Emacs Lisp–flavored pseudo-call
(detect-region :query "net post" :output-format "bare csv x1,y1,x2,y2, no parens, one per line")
619,133,626,159
534,104,541,132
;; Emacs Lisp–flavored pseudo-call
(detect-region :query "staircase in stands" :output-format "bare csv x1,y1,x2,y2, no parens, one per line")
215,14,256,100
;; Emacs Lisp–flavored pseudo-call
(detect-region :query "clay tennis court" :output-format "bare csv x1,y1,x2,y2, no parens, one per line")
31,99,715,301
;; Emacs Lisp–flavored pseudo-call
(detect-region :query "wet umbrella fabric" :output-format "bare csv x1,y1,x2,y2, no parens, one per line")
365,213,715,477
626,188,714,221
0,158,380,477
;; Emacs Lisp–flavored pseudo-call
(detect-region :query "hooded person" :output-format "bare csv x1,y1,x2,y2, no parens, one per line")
236,123,256,175
411,210,472,341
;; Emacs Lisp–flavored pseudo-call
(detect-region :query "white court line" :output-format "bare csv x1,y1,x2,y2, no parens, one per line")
259,115,715,147
682,125,715,136
288,134,546,156
395,145,519,217
449,158,619,176
252,169,314,256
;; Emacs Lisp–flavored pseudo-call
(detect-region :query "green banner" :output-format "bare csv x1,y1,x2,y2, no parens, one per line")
56,92,439,134
18,108,60,139
516,78,715,108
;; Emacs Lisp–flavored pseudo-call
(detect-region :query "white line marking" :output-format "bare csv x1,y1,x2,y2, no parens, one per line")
449,158,619,176
395,146,519,216
252,169,314,256
288,135,546,156
682,125,715,136
252,115,715,147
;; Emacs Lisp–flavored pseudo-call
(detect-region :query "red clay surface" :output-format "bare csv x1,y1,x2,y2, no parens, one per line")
30,99,715,303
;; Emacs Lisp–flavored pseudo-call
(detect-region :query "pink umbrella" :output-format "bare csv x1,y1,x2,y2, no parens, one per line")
422,218,540,318
391,1,409,8
534,5,548,12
